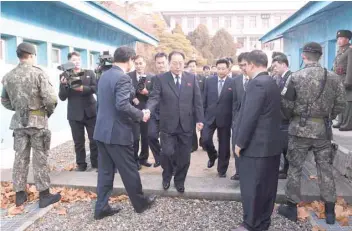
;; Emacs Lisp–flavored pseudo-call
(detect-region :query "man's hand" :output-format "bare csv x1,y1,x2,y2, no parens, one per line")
234,145,242,157
60,76,68,84
132,98,140,105
196,122,204,131
142,109,150,122
73,85,83,92
140,88,149,95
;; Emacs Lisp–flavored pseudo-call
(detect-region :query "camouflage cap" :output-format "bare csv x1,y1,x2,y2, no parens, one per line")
16,42,36,55
302,42,322,55
337,30,352,40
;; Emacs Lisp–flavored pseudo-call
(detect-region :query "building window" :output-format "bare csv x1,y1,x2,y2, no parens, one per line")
200,16,207,25
188,17,195,30
237,16,244,29
262,18,269,28
249,16,256,28
0,39,4,61
236,37,245,48
225,16,232,28
212,16,219,30
52,48,60,64
175,17,182,26
250,37,259,49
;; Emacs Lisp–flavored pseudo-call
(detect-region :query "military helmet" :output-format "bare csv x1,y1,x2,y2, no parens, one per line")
302,42,322,55
16,42,36,55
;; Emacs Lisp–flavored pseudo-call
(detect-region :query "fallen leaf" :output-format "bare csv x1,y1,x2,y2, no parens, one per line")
336,197,347,208
5,191,15,198
335,204,344,218
89,191,97,199
1,197,9,209
297,207,310,221
311,225,326,231
338,216,349,226
309,175,318,180
347,206,352,216
28,185,37,193
7,205,24,216
64,164,75,171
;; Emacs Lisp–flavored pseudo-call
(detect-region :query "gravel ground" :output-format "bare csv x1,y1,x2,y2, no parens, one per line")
26,198,312,231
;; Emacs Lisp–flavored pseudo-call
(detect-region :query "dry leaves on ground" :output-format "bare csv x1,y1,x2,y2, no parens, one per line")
63,163,76,171
311,225,326,231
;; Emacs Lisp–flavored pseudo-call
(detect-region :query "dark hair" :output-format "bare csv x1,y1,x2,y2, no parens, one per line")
245,50,268,67
272,55,289,67
168,51,185,62
187,60,197,66
272,51,285,59
154,52,168,60
238,52,249,63
226,57,234,64
302,52,321,62
203,65,210,71
68,51,80,60
113,46,136,63
133,55,146,62
17,52,31,59
216,58,230,68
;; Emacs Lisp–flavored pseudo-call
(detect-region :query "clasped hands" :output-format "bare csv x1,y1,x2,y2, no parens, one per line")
142,109,151,122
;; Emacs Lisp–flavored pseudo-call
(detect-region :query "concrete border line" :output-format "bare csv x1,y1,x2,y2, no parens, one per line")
15,204,53,231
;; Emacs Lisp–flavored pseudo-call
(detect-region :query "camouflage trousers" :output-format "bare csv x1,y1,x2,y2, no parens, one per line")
285,135,336,203
12,128,51,192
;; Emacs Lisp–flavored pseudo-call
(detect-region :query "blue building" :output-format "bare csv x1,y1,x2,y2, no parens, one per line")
260,1,352,71
0,1,158,165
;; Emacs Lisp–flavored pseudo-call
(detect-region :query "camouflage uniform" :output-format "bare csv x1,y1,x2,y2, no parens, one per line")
282,62,346,203
1,62,57,192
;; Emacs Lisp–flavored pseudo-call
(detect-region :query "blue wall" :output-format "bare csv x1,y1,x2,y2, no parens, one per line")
283,1,352,71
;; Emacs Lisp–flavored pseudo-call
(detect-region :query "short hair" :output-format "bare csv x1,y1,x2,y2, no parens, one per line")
238,52,249,63
272,55,289,67
272,51,285,59
216,58,230,68
168,51,185,62
245,50,268,67
68,51,80,60
211,65,216,68
187,60,197,66
133,55,146,62
302,52,321,62
17,52,31,59
154,52,168,61
226,57,234,64
203,65,210,71
113,46,136,63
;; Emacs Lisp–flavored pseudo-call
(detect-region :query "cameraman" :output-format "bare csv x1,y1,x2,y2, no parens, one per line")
128,55,153,169
59,51,98,171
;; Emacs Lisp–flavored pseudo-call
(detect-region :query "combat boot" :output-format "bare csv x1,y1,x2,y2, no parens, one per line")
39,189,61,208
325,202,335,224
15,191,28,206
278,201,297,222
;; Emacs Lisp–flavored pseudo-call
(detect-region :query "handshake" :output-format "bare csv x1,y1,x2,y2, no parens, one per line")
142,109,151,122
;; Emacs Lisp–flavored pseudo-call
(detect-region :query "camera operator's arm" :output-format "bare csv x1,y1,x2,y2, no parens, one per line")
59,73,70,101
81,70,97,96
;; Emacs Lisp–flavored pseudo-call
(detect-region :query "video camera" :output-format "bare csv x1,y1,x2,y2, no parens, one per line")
95,51,113,80
137,75,147,92
57,62,84,89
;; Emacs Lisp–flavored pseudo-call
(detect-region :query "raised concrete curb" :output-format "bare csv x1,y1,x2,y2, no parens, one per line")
15,204,53,231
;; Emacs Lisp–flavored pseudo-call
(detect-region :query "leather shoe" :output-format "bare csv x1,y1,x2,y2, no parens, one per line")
230,174,239,180
94,205,122,220
339,127,352,131
140,161,152,167
207,157,217,168
153,161,161,168
136,195,157,213
75,165,87,172
162,181,170,190
278,172,288,179
218,173,226,178
332,123,341,128
176,185,185,193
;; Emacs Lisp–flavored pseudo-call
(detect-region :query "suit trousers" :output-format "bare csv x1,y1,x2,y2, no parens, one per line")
148,117,161,163
95,141,149,213
160,124,193,186
202,121,231,174
132,121,150,163
69,115,98,167
239,155,280,231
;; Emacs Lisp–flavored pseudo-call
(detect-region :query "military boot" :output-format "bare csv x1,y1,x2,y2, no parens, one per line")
39,189,61,208
278,201,297,222
15,191,28,206
325,202,335,224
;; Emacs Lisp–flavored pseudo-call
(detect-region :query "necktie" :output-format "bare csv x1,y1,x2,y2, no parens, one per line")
175,75,180,90
279,76,285,90
244,79,249,91
218,79,224,97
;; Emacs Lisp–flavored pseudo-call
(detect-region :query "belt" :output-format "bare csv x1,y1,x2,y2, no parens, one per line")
29,110,46,116
293,116,325,123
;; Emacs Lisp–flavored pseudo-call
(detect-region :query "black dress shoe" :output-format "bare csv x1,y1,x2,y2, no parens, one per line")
137,163,142,171
230,174,240,180
140,161,152,167
278,172,288,179
75,165,87,172
339,126,352,131
176,185,185,193
218,173,226,178
162,181,170,190
136,195,157,213
91,163,98,169
333,123,341,128
94,205,122,220
207,158,216,168
153,161,161,168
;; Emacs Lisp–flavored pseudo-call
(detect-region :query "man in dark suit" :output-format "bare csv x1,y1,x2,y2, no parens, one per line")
232,50,281,231
148,52,168,167
231,52,249,181
202,58,233,177
271,54,292,179
93,46,156,220
128,55,153,168
146,51,204,193
59,51,98,171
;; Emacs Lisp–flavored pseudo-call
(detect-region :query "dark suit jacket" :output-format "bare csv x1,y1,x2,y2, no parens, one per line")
127,70,153,110
203,76,234,128
93,66,143,145
234,72,281,158
196,74,206,96
59,70,97,121
147,71,204,133
232,75,246,126
149,75,160,120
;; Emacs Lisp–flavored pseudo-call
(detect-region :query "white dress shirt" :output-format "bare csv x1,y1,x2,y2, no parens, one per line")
171,72,182,85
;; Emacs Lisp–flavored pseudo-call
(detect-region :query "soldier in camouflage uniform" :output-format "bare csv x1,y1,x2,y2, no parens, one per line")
332,30,352,131
278,42,346,225
1,42,61,208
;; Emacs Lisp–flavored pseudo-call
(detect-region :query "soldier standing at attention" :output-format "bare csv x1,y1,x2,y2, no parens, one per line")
332,30,352,131
278,42,346,224
1,42,61,208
